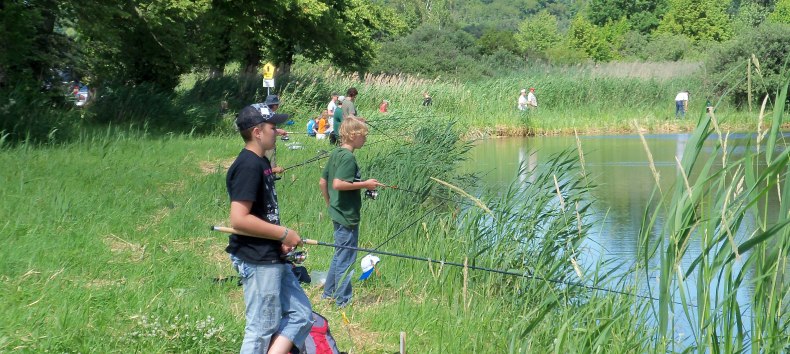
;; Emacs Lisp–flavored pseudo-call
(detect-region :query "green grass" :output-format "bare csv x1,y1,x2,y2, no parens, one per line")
1,119,660,352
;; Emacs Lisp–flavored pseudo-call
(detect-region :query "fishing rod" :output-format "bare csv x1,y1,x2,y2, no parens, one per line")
278,134,403,172
210,225,660,302
282,150,330,172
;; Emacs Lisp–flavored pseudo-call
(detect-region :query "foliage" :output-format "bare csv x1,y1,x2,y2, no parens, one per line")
768,0,790,24
657,0,732,42
477,29,519,56
731,0,770,33
0,84,80,145
707,22,790,107
567,16,621,62
0,0,79,86
371,23,484,78
515,11,562,57
89,81,227,134
640,33,693,61
263,0,408,75
641,78,790,352
587,0,667,34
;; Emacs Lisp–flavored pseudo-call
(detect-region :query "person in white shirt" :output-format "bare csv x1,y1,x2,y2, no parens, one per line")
675,91,689,119
327,92,339,116
518,89,528,111
527,88,538,108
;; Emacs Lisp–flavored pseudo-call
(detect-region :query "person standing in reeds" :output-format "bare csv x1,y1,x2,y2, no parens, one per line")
422,91,432,106
342,87,358,118
675,90,689,119
527,88,538,109
327,92,339,116
329,95,345,146
226,105,313,354
319,116,382,308
518,89,528,111
379,99,389,113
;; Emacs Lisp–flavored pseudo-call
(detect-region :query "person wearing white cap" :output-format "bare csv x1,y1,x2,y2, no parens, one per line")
327,92,339,116
518,89,528,111
527,87,538,108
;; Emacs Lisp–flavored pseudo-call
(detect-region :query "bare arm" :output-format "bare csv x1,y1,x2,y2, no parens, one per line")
332,178,382,191
319,177,330,205
229,200,301,247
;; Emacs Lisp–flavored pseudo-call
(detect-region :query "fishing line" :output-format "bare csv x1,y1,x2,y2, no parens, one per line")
279,135,402,172
210,226,665,303
372,204,444,251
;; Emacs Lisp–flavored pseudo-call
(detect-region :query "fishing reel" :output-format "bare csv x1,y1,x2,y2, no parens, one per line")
283,250,308,264
364,189,378,200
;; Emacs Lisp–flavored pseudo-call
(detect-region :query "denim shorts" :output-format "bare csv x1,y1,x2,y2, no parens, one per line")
231,255,313,353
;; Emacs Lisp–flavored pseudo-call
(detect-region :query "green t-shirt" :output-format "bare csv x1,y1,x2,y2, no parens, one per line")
322,147,361,226
333,106,344,135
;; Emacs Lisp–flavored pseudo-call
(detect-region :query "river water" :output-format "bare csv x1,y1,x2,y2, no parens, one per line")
463,133,789,344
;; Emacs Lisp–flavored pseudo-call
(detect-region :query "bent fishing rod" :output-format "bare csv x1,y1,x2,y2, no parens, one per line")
211,225,659,302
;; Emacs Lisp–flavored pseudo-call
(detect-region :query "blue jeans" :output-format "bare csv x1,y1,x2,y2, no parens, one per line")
231,255,313,354
675,100,685,118
322,222,359,306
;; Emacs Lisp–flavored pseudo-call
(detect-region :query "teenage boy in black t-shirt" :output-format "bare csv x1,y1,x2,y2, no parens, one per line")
226,105,313,354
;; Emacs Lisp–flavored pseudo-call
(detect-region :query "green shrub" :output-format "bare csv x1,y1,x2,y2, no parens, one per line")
641,33,692,61
707,23,790,107
90,83,223,134
372,24,483,79
0,83,80,145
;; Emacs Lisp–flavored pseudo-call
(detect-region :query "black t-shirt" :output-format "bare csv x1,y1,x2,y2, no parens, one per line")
225,148,283,263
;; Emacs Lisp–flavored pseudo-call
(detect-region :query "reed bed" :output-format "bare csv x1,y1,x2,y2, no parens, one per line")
637,81,790,351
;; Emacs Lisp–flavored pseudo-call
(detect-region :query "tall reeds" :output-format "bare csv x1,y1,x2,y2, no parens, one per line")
639,79,790,351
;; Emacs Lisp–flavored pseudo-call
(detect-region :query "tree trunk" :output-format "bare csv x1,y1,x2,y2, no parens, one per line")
208,65,224,79
243,46,261,75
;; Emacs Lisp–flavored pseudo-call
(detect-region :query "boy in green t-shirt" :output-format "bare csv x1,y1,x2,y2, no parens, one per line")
319,116,382,308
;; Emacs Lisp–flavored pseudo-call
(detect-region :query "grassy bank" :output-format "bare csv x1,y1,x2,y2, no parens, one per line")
1,118,658,352
3,94,789,351
280,62,763,137
2,69,788,352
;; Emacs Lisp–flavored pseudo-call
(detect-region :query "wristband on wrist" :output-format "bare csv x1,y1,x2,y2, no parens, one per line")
279,228,289,242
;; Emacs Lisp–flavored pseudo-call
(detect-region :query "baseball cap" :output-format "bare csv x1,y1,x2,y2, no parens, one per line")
235,105,290,131
338,95,346,102
520,89,526,93
263,94,281,106
359,254,381,280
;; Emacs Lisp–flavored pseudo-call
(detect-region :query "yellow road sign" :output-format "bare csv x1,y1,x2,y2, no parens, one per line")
262,63,275,80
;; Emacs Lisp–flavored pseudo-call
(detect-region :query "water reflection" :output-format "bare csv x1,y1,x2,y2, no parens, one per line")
463,133,789,344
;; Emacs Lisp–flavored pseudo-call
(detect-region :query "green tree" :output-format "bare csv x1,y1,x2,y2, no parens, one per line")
731,1,770,33
708,23,790,107
74,0,208,89
477,29,519,56
658,0,732,42
372,23,482,78
515,11,561,57
567,16,614,62
587,0,667,34
768,0,790,24
0,0,79,86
